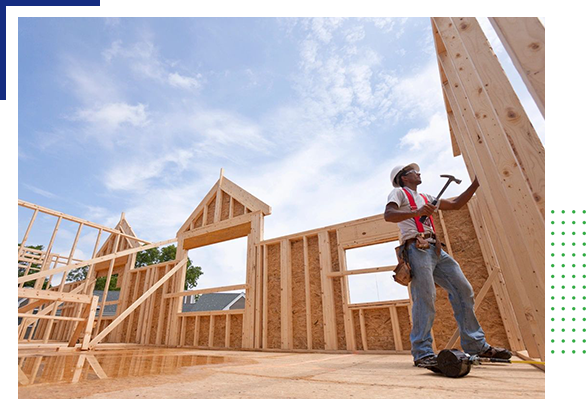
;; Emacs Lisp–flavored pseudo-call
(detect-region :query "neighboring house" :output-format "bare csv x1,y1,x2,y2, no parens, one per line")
54,290,121,317
182,292,245,312
92,291,246,315
92,290,120,316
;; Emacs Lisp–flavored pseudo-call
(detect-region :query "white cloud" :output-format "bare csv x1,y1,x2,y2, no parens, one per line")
104,150,194,192
21,183,59,199
102,39,203,91
309,17,346,44
115,182,213,241
105,160,166,192
74,102,149,130
299,39,320,70
189,108,272,154
168,72,202,90
372,18,396,33
390,61,443,119
65,60,121,105
344,26,366,44
399,113,447,150
84,206,121,228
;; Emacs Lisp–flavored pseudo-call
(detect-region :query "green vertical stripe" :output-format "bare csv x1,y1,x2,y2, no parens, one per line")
549,210,555,398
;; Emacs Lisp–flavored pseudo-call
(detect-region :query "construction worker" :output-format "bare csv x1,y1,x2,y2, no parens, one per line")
384,163,511,368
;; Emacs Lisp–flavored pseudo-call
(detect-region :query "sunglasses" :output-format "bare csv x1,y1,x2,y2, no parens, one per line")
403,169,419,176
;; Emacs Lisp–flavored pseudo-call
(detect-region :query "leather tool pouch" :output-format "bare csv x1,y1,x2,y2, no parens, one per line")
393,244,412,286
415,234,430,249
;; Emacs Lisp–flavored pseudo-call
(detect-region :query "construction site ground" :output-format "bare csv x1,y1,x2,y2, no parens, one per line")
18,345,545,399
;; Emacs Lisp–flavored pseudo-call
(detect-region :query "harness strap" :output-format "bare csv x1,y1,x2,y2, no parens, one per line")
402,188,436,233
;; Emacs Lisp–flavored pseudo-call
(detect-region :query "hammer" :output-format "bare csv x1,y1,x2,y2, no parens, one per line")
419,174,462,223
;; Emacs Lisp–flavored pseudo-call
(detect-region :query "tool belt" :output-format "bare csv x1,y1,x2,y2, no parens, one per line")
393,234,444,287
393,244,412,286
404,233,443,256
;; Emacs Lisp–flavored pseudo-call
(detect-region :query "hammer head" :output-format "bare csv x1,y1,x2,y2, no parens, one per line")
440,174,462,184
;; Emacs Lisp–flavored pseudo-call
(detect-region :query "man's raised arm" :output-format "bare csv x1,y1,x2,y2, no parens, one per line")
439,177,480,211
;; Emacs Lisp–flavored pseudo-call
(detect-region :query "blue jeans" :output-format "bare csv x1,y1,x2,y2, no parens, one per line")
407,243,489,361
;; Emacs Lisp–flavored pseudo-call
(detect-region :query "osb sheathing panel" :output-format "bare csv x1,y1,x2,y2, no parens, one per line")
148,267,165,344
290,239,308,349
162,298,172,344
33,319,46,339
194,214,203,229
266,243,281,348
205,196,216,226
198,316,211,347
159,273,174,345
307,235,325,349
119,272,136,342
329,231,346,350
214,315,227,348
397,306,412,350
129,272,146,342
48,321,62,341
184,316,195,346
230,314,243,348
233,199,245,217
351,310,364,350
50,307,71,340
363,308,394,350
433,207,509,349
220,192,231,221
101,320,113,342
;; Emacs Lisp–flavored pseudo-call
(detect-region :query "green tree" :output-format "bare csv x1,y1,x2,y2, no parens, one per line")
18,244,50,289
94,274,119,291
46,243,202,292
67,265,88,284
136,245,202,290
67,267,120,291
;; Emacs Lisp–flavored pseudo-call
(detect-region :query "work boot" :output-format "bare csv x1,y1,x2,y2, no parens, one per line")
414,354,441,373
478,345,512,359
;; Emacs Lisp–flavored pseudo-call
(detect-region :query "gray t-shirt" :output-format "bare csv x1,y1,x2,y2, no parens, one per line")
386,187,436,243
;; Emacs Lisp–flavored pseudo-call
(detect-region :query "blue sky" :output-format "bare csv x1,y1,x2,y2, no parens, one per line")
17,17,545,302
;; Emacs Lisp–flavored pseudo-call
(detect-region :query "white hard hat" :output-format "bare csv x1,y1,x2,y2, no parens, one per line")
390,163,420,188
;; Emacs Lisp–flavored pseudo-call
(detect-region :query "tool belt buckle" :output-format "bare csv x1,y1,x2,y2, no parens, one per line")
415,233,430,249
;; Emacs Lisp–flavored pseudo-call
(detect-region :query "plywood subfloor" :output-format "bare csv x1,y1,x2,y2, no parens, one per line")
18,347,544,399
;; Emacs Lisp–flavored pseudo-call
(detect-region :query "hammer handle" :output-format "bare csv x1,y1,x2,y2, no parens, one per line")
419,199,438,224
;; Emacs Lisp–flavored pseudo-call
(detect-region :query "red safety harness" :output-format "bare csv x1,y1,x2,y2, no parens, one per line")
402,188,436,233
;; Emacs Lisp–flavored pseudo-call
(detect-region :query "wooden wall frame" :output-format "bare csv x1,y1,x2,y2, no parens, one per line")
431,17,544,360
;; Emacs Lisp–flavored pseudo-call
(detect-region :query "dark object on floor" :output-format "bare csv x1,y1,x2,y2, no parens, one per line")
436,349,472,378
